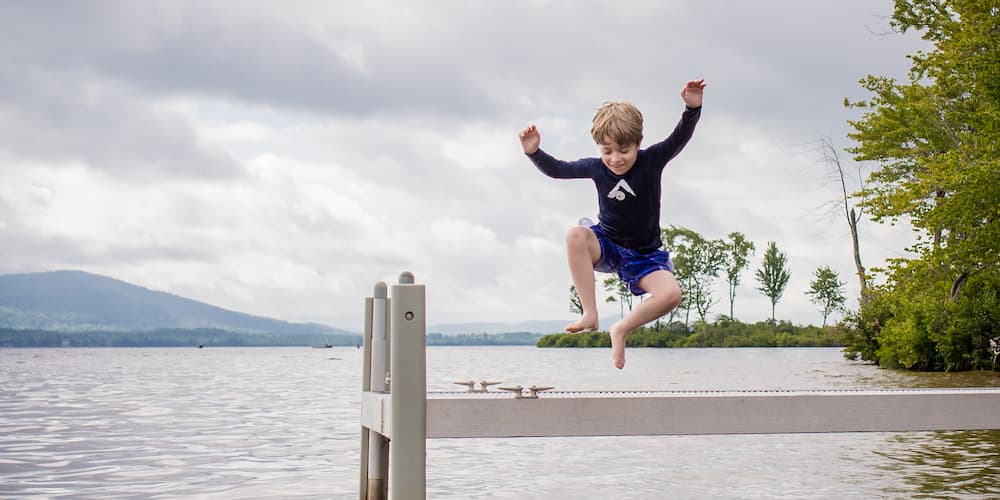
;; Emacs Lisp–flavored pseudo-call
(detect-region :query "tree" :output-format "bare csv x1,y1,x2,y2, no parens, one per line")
662,227,695,325
662,226,725,325
847,0,999,300
755,241,791,322
805,266,847,327
688,237,726,324
841,0,1000,371
569,285,583,315
816,137,868,299
602,276,632,319
722,232,755,320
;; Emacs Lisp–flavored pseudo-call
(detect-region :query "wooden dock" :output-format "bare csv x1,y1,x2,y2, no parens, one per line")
363,387,1000,439
358,273,1000,500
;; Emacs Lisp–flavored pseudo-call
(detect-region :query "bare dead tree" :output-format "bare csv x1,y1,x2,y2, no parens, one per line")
818,137,869,300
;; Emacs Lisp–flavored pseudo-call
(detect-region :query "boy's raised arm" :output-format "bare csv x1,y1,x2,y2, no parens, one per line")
641,80,705,165
518,124,541,155
681,79,706,109
520,124,594,180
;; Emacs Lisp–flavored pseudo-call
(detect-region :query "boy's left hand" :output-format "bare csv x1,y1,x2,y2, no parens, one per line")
681,79,705,108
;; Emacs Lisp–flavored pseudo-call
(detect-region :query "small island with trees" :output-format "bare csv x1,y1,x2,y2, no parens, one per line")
539,228,845,349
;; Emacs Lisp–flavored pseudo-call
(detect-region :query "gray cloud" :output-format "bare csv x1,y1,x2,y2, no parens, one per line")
2,2,914,124
0,1,929,329
1,1,494,118
0,69,242,179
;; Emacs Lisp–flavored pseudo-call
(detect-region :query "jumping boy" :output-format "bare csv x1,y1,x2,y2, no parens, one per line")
518,79,705,369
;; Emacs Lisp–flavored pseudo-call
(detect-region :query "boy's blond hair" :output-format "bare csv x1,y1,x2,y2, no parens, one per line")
591,101,643,146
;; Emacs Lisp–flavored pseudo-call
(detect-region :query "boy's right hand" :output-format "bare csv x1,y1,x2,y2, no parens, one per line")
518,124,540,155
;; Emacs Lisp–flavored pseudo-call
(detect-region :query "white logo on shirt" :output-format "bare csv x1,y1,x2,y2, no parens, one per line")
607,179,636,201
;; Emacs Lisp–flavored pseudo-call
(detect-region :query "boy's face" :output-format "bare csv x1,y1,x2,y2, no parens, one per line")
598,137,640,175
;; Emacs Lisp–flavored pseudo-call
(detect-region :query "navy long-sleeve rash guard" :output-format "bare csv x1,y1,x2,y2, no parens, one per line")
527,105,701,253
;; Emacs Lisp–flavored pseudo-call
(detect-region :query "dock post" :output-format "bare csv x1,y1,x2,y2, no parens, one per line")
389,272,426,499
365,282,390,500
359,293,373,500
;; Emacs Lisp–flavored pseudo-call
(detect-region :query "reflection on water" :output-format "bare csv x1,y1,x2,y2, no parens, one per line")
0,347,998,498
875,430,1000,498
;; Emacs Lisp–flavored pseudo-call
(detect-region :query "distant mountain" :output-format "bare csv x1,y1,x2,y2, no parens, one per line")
0,270,353,337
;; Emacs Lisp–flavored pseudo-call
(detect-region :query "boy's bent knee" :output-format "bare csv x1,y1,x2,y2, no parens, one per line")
565,226,593,247
658,281,682,310
664,289,682,311
649,290,681,316
640,273,681,311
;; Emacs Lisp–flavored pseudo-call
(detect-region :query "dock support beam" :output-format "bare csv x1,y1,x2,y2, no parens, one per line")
361,283,390,500
389,272,426,500
358,295,372,500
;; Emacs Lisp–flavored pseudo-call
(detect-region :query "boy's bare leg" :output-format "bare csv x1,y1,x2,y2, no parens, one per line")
565,226,601,333
609,270,681,369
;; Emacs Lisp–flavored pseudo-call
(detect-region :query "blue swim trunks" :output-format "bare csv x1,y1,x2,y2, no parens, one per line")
590,224,675,296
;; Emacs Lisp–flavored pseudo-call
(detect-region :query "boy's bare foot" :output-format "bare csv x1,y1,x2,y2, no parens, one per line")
610,326,627,369
565,315,599,333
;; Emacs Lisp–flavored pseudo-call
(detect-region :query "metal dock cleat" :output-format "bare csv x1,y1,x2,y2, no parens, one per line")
527,386,554,398
497,385,555,399
479,380,501,392
498,385,523,397
453,380,477,392
454,380,504,392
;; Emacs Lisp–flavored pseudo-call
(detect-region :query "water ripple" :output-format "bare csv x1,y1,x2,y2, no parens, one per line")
2,346,998,498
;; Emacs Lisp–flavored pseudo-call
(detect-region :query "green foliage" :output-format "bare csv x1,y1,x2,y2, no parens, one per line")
662,226,726,324
569,285,583,315
840,287,892,364
755,241,791,321
537,319,842,349
841,0,1000,371
848,0,999,282
602,276,632,318
841,261,1000,371
806,266,847,327
723,232,756,319
426,332,543,345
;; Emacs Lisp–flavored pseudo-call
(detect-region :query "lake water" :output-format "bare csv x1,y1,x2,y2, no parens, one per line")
2,346,999,499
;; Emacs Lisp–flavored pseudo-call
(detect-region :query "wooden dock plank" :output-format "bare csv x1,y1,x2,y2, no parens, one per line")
362,389,1000,439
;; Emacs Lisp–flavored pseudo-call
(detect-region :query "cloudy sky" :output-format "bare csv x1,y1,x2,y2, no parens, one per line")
0,1,929,332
